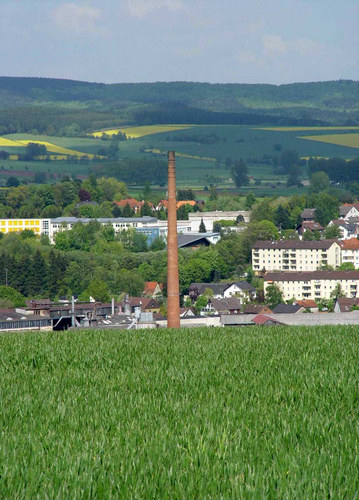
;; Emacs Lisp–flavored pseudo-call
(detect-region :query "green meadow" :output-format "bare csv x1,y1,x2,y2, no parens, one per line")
1,327,359,497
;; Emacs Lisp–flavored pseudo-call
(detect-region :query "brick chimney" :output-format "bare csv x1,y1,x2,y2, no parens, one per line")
167,151,180,328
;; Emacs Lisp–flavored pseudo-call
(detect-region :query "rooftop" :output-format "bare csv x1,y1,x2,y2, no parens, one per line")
253,239,339,250
265,270,359,281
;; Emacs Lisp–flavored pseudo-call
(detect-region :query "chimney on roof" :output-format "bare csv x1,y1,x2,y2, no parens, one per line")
167,151,180,328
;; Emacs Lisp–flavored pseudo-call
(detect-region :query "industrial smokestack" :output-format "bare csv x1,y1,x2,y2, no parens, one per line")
167,151,180,328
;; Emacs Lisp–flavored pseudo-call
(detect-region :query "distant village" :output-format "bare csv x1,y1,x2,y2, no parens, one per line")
3,197,359,332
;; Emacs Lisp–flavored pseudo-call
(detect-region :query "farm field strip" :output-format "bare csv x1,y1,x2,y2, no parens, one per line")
145,147,216,162
0,327,359,497
90,124,196,138
256,126,359,132
0,137,102,159
300,133,359,149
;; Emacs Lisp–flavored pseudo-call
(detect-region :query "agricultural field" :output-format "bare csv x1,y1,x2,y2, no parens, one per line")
0,327,358,497
1,125,359,191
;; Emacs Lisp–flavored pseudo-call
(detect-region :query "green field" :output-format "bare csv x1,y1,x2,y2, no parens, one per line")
1,327,359,497
1,126,359,190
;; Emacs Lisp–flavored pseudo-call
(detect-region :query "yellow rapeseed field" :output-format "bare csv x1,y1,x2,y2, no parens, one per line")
16,140,97,158
0,138,21,147
300,133,359,149
90,125,195,138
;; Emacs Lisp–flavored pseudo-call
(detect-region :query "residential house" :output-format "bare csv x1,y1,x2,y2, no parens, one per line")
188,281,255,304
121,297,161,315
272,303,305,314
243,304,273,315
334,297,359,313
203,297,243,315
264,270,359,301
114,198,154,214
297,221,324,237
300,208,316,221
143,281,163,299
223,281,256,302
328,219,358,240
339,203,359,221
295,299,318,312
252,239,341,273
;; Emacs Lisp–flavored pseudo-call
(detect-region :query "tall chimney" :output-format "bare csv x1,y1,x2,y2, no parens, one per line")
167,151,180,328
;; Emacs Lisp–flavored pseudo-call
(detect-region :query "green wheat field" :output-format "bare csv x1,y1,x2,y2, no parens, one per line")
1,327,359,497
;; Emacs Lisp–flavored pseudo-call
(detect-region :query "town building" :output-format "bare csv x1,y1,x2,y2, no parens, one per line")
339,203,359,220
0,218,50,237
328,219,358,240
188,281,256,303
252,240,341,273
264,270,359,301
339,238,359,268
188,211,250,232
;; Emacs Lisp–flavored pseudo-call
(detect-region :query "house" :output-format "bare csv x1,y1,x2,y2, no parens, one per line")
301,208,316,221
203,297,243,315
180,307,196,318
339,238,359,268
252,239,341,273
188,281,255,303
272,303,305,314
295,299,318,312
328,220,358,240
243,304,273,315
297,221,324,237
339,203,359,221
177,233,220,249
114,198,154,214
121,297,161,315
264,270,359,301
223,281,257,302
143,281,163,299
334,297,359,313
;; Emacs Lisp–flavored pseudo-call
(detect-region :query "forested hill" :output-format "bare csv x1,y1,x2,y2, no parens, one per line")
0,77,358,132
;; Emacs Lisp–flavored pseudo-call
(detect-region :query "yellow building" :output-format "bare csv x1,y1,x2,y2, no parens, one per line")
0,219,50,236
252,240,341,273
264,270,359,301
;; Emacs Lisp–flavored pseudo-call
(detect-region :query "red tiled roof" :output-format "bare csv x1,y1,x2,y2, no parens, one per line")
296,299,317,308
339,238,359,250
252,314,283,325
144,281,162,294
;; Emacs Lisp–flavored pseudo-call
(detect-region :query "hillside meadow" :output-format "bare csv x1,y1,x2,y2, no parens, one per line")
0,326,358,497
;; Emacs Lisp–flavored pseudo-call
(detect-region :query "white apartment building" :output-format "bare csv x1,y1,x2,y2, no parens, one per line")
339,238,359,268
264,271,359,301
252,240,341,272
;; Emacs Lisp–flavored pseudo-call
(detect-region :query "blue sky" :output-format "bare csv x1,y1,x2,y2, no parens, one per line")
1,0,358,84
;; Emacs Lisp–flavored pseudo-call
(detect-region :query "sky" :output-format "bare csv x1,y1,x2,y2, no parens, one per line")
0,0,358,85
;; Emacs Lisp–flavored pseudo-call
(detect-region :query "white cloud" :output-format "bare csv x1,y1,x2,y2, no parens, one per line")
262,34,287,55
126,0,185,18
51,3,101,33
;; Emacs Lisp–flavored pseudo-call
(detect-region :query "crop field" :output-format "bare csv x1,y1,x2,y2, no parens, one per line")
301,133,359,150
90,125,195,138
0,327,359,497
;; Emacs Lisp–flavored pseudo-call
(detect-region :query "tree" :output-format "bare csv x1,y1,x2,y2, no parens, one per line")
274,205,292,230
312,193,339,225
122,203,135,218
245,192,256,210
323,225,342,239
0,285,26,307
141,202,152,216
34,172,47,184
310,171,330,193
194,295,208,315
199,218,207,233
83,279,110,303
231,160,249,188
265,283,283,309
287,164,301,186
6,176,20,187
209,185,218,201
330,283,345,300
25,142,47,160
338,262,355,270
281,150,299,169
149,238,166,251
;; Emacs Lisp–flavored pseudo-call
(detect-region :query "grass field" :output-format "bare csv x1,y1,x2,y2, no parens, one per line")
1,327,359,497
